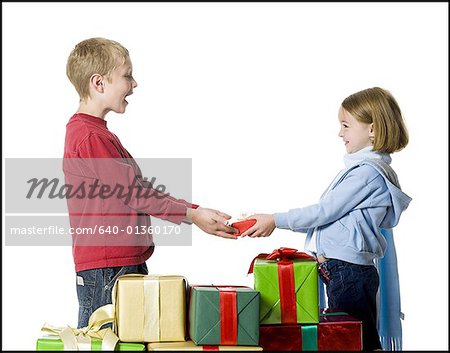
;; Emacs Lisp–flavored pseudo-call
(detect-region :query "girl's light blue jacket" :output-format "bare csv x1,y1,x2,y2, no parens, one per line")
274,152,412,266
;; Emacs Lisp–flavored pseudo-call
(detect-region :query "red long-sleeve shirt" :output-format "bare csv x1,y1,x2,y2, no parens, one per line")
64,113,197,272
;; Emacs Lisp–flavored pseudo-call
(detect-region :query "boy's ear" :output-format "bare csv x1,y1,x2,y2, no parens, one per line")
91,74,104,93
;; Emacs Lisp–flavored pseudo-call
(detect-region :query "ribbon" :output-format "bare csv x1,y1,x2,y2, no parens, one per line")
301,325,318,351
247,247,315,274
41,304,119,351
217,287,237,345
111,273,155,342
248,247,315,324
277,259,297,324
203,346,220,351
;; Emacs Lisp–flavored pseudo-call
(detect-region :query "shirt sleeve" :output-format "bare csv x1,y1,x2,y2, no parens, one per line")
274,168,386,231
75,133,198,224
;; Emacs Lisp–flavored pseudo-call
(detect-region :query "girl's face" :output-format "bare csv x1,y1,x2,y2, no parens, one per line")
338,106,374,154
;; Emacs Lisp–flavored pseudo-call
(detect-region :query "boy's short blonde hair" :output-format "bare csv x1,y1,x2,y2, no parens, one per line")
67,37,129,101
342,87,409,154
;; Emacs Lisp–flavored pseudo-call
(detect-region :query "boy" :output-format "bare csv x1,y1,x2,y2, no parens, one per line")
64,37,237,328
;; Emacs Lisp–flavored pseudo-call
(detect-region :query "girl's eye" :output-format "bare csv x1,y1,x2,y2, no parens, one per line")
343,124,349,128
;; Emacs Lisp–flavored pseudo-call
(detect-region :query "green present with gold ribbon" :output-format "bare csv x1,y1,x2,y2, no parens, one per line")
36,336,145,351
248,247,319,325
37,304,144,350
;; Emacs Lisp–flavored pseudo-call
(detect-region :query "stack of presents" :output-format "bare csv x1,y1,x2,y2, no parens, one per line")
37,247,362,351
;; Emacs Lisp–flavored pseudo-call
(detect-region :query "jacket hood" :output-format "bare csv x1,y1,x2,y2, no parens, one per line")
360,159,412,228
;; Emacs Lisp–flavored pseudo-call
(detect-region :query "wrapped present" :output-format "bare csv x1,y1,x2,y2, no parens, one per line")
112,274,187,342
189,285,260,346
248,247,319,325
148,340,263,351
231,219,256,237
258,311,362,351
36,336,145,351
37,304,138,351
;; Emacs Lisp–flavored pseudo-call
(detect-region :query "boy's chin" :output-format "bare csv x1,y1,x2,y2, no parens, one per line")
111,102,128,114
113,107,127,114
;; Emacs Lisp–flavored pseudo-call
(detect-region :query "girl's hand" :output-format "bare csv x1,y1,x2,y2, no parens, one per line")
240,214,276,238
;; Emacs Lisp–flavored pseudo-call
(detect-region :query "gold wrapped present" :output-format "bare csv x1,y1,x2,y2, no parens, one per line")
112,274,186,342
148,340,263,351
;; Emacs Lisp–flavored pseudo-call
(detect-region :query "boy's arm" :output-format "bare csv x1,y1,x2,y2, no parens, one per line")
139,178,199,211
75,134,194,224
73,134,237,237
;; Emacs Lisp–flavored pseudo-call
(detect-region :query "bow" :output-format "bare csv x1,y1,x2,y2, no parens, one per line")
247,247,315,274
41,304,119,350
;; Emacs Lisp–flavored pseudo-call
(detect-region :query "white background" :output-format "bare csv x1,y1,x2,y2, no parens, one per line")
2,3,448,351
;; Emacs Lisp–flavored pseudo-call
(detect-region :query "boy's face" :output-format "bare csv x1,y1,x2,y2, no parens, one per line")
338,106,374,154
103,56,137,114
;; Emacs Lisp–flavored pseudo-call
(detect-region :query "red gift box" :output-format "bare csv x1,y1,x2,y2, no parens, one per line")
231,219,256,237
259,312,362,351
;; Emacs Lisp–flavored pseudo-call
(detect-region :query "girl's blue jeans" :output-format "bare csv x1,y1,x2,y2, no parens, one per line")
75,263,148,328
319,258,382,351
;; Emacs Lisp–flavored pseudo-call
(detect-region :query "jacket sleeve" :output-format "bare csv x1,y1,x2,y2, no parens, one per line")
75,133,197,224
274,167,385,231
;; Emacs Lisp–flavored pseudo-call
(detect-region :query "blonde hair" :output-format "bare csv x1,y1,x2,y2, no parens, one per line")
66,37,129,101
342,87,409,153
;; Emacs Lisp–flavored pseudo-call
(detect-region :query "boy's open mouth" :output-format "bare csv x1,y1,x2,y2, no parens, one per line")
125,92,133,103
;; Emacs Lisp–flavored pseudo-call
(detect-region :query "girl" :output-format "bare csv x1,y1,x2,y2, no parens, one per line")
241,87,412,351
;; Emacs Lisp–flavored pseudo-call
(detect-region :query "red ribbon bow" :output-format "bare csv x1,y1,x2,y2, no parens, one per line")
247,247,315,274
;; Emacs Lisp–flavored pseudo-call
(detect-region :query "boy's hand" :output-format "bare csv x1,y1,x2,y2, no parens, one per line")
187,207,238,239
240,214,276,238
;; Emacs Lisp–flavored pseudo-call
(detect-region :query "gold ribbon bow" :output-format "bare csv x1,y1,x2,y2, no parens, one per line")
41,304,119,350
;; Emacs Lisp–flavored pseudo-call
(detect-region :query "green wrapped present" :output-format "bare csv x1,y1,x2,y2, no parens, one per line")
36,336,145,351
38,304,138,351
189,285,260,346
249,247,319,325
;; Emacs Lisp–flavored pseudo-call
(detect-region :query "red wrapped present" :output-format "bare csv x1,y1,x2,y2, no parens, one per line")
231,219,256,237
259,312,362,351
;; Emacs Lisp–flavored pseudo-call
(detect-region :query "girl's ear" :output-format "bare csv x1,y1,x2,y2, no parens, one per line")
369,123,375,136
369,123,375,143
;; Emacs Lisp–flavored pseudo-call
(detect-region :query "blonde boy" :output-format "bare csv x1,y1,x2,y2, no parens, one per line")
65,37,236,328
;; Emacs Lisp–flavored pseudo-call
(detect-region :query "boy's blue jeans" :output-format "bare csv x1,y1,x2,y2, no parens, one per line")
75,263,148,328
319,258,382,351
